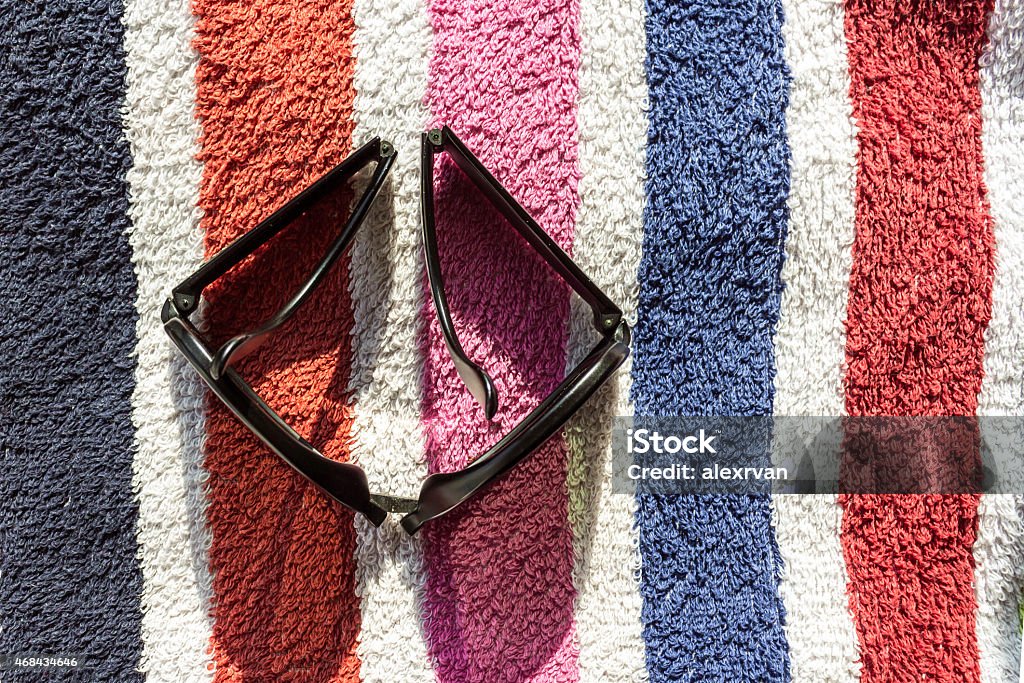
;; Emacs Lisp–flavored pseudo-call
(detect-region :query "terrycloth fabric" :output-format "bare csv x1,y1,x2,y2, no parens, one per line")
418,0,583,681
566,0,648,679
840,1,994,681
975,495,1024,682
122,0,215,678
191,1,363,679
346,0,434,679
632,0,792,680
4,1,1024,681
771,0,861,680
976,1,1024,681
0,2,144,681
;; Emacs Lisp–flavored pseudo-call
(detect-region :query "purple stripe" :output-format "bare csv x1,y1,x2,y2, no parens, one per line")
418,0,583,680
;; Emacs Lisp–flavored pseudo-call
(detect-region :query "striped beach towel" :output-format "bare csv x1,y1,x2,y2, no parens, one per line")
1,0,1022,681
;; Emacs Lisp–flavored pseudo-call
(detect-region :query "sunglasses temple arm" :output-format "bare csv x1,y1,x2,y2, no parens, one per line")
420,132,499,419
208,147,396,378
400,321,630,534
171,137,388,315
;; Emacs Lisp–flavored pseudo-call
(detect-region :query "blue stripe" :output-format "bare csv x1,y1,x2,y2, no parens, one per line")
632,0,792,680
0,1,143,680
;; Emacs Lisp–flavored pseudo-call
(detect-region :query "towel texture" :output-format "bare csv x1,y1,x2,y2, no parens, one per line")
192,0,362,679
0,1,144,680
1,1,1023,681
840,1,994,681
633,0,792,680
418,0,583,681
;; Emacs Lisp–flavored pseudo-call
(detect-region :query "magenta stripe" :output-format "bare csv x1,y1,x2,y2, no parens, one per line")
419,0,582,681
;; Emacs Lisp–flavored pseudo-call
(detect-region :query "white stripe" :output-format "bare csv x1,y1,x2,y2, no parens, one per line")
978,0,1024,422
977,1,1024,680
121,1,215,680
568,0,647,679
772,1,860,680
348,0,434,679
974,495,1024,683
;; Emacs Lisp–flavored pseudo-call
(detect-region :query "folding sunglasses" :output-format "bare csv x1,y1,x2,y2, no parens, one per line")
162,128,631,534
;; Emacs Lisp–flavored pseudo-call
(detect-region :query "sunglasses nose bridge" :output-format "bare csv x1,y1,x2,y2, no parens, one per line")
368,494,418,515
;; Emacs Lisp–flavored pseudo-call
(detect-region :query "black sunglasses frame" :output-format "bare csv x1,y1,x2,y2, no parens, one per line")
162,130,630,535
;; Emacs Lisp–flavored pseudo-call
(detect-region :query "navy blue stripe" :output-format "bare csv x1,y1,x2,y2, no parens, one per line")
632,0,792,680
0,1,143,680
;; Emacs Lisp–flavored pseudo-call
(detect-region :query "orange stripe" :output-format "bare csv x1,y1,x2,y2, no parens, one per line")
193,2,362,681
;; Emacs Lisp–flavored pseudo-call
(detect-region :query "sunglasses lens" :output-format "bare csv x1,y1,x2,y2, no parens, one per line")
203,182,354,353
199,162,373,460
425,146,585,458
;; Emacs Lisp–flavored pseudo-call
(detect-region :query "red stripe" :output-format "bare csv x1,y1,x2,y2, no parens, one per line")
193,2,362,681
840,1,995,681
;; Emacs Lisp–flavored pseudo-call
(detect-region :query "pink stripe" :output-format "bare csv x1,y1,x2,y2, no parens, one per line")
419,1,582,681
